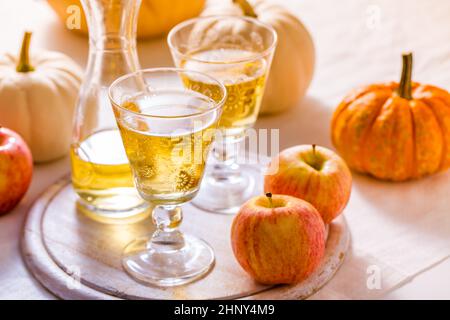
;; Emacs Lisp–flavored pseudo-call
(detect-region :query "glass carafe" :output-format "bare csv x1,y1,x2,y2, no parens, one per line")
71,0,148,221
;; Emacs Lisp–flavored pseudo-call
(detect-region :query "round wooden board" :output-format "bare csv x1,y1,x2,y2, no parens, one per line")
21,177,350,300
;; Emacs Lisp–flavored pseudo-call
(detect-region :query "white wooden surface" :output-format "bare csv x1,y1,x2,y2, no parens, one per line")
21,178,349,300
0,0,449,299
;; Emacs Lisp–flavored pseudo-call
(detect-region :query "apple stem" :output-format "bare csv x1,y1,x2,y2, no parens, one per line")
265,192,273,208
312,144,317,156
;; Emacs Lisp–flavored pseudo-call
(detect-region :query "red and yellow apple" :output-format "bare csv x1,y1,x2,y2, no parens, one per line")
264,145,352,224
231,193,326,284
0,127,33,215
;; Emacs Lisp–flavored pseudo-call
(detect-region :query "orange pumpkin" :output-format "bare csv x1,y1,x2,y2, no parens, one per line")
331,53,450,181
47,0,205,39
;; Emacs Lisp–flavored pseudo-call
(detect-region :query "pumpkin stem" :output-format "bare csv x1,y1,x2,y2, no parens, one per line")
397,52,413,100
233,0,258,18
265,192,273,208
16,32,35,73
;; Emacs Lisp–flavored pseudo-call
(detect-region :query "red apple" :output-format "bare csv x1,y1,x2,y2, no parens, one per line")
0,127,33,215
231,193,326,284
264,144,352,224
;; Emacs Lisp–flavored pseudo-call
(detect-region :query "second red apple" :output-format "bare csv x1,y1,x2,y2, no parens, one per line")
264,145,352,224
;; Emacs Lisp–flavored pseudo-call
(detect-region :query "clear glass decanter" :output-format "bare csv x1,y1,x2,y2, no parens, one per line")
71,0,148,221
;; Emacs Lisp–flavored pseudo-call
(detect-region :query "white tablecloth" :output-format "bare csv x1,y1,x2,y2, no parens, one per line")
0,0,449,299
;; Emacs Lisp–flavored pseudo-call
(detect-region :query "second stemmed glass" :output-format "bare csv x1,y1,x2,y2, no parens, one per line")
109,68,226,286
168,15,277,214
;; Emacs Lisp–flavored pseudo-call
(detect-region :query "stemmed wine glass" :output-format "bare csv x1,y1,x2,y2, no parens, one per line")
168,15,277,214
109,68,226,286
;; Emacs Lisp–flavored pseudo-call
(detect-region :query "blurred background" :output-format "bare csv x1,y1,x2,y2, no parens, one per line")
2,0,449,150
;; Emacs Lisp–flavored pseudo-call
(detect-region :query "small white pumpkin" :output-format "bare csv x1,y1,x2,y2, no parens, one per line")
202,0,315,115
0,32,83,162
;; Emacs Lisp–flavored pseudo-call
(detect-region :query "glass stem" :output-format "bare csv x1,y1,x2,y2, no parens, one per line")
150,205,184,250
211,138,242,182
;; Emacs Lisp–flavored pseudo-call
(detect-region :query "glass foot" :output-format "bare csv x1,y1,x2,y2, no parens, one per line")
122,234,215,287
191,164,263,215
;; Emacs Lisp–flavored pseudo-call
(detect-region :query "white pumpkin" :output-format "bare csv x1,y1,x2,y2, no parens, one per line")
202,0,315,114
0,32,83,162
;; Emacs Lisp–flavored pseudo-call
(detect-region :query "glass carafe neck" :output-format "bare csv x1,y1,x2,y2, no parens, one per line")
74,0,142,141
81,0,141,51
80,0,141,84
